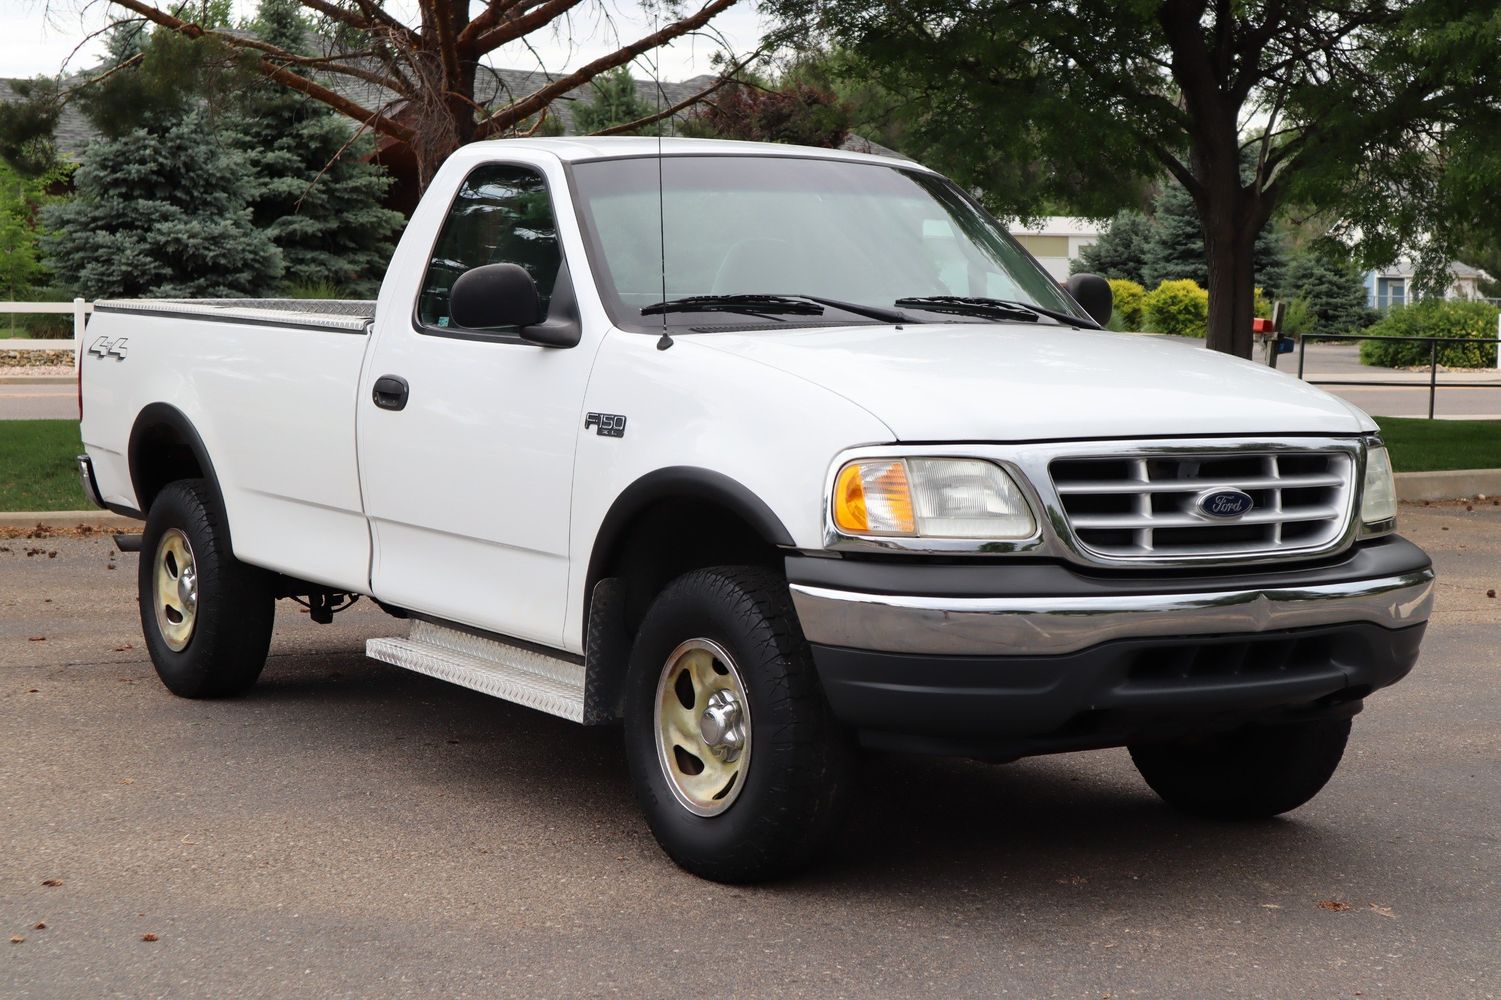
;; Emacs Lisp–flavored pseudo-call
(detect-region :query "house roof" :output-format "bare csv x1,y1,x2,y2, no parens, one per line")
1370,257,1494,283
1011,216,1108,238
0,77,94,158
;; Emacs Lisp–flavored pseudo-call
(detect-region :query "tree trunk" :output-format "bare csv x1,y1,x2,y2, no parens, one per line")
1203,225,1257,358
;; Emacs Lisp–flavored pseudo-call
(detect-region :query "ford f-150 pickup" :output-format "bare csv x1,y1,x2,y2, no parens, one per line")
77,137,1434,882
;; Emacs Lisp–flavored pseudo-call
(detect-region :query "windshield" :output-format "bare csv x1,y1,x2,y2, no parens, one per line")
569,155,1088,330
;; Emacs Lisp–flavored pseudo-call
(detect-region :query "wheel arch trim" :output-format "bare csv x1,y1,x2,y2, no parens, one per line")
127,403,231,542
581,466,795,643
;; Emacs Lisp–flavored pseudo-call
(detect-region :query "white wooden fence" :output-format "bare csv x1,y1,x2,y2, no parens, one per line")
0,299,92,352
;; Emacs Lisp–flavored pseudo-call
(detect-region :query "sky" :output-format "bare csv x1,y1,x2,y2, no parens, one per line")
0,0,767,81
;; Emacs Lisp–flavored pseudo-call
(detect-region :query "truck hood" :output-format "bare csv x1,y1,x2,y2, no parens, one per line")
693,323,1375,441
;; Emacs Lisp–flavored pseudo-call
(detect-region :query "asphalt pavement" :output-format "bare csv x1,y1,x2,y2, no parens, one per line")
0,384,74,421
2,505,1499,999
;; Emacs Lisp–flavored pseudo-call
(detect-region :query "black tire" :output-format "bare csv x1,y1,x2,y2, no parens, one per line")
623,566,854,882
1128,718,1353,820
138,479,275,698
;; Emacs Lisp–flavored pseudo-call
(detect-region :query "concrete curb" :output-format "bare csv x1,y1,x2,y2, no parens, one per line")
1395,469,1501,503
0,510,139,530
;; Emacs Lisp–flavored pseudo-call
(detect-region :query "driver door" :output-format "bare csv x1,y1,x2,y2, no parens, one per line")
356,159,594,648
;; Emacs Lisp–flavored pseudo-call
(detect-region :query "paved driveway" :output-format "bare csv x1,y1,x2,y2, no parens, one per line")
2,505,1498,999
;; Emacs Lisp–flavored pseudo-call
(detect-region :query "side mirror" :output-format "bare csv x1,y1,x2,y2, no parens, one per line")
1066,273,1113,327
449,263,542,330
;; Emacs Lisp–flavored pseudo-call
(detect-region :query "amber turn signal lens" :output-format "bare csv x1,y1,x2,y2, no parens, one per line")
833,460,916,535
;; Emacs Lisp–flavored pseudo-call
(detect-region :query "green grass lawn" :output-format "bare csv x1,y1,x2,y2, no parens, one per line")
0,420,87,511
1375,416,1501,472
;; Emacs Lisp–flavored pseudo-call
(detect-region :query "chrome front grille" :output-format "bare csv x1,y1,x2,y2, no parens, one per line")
1049,449,1356,561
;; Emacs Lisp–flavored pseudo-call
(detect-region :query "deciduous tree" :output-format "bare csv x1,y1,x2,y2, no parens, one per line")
92,0,744,191
771,0,1501,357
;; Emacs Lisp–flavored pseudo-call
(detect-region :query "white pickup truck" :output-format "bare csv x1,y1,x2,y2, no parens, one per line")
78,137,1434,882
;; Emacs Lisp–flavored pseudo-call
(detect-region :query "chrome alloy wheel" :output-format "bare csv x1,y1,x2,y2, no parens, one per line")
653,638,752,817
153,528,199,652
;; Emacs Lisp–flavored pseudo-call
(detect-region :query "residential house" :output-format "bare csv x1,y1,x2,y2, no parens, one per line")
1007,217,1105,281
1364,258,1495,310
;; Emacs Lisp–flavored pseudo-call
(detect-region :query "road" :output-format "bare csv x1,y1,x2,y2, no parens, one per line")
2,505,1498,999
0,384,73,420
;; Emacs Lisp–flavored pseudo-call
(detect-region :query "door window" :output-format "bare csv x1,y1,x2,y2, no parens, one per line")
416,164,562,332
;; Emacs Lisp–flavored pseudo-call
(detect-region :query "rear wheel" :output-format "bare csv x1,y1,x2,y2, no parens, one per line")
138,480,275,698
1129,718,1352,820
623,566,853,882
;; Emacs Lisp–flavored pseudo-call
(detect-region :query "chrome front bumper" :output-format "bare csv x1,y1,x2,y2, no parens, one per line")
789,568,1435,657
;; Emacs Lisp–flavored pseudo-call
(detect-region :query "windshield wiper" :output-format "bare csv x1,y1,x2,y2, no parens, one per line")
895,295,1098,328
643,293,909,324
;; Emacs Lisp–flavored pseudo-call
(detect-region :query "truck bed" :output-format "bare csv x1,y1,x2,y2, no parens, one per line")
94,298,375,333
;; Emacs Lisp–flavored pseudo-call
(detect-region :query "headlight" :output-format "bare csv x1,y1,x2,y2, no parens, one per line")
832,458,1037,539
1361,445,1397,530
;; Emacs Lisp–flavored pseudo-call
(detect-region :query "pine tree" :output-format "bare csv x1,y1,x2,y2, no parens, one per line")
572,67,653,135
1142,180,1287,296
42,110,282,299
1142,183,1206,288
42,26,281,299
1283,251,1373,335
1072,210,1150,284
234,0,402,296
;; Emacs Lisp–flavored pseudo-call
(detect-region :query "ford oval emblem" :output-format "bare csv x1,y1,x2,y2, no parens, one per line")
1196,488,1255,519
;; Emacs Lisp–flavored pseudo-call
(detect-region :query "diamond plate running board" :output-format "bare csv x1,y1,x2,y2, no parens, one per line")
366,620,585,723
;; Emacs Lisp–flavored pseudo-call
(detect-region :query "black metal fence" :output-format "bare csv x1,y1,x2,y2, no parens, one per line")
1294,333,1501,419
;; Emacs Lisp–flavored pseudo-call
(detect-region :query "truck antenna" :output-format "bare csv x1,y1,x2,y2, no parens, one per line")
651,31,672,351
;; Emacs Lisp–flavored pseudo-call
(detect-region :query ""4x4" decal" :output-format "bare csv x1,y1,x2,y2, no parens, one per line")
87,336,129,360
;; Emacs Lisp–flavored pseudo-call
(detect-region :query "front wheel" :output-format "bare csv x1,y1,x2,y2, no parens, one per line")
138,479,275,698
623,566,854,882
1128,718,1352,820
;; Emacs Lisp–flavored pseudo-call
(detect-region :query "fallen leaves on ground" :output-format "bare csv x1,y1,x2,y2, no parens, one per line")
0,525,128,541
41,879,62,887
1369,904,1396,919
1317,899,1351,912
27,636,45,642
113,644,133,652
140,933,158,942
9,935,23,944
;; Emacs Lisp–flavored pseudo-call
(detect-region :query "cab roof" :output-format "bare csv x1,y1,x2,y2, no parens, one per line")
461,135,932,171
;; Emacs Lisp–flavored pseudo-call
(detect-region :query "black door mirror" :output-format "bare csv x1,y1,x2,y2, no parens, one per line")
448,263,542,330
1065,272,1114,327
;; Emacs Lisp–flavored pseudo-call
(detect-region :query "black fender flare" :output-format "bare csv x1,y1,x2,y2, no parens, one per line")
582,466,795,631
127,403,230,541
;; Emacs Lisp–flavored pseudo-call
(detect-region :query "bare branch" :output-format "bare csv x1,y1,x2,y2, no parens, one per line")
469,0,592,55
100,0,416,143
590,46,764,136
475,0,743,137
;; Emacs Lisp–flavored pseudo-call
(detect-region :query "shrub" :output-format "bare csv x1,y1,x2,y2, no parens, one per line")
1143,278,1209,338
1107,278,1146,330
1280,297,1315,338
1360,299,1500,368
